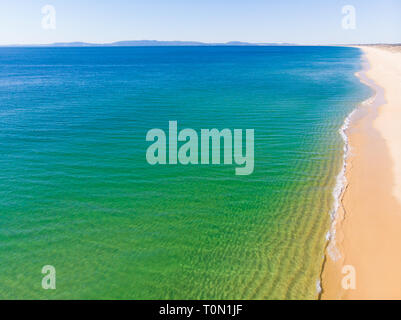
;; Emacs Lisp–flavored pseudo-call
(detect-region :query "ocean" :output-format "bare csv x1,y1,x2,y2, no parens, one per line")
0,46,370,299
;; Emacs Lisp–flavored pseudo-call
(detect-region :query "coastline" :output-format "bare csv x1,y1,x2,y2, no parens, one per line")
321,45,401,299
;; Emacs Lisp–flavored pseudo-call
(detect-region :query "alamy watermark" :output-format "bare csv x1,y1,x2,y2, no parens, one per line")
41,5,56,30
342,5,356,30
341,264,356,290
146,121,254,175
41,265,56,290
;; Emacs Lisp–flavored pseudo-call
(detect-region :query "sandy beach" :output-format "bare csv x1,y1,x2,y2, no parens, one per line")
322,45,401,299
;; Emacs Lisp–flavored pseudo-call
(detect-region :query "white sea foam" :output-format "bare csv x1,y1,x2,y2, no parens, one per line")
325,93,377,262
316,279,322,294
325,109,354,260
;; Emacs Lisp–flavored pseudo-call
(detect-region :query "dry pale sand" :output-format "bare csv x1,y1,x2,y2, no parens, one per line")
321,45,401,300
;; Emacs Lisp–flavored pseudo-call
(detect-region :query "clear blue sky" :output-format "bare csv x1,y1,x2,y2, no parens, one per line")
0,0,400,45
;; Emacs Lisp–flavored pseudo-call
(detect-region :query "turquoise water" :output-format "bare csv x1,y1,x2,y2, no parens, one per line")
0,46,370,299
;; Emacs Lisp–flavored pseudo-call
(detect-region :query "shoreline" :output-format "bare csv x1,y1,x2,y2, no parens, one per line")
321,45,401,299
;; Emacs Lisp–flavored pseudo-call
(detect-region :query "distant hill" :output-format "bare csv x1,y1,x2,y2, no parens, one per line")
1,40,298,47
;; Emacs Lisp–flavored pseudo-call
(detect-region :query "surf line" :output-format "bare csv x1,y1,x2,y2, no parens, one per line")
146,121,254,175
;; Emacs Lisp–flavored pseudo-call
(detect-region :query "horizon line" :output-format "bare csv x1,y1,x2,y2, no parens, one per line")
1,40,400,48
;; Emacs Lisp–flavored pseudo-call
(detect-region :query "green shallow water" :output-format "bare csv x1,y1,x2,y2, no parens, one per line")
0,46,370,299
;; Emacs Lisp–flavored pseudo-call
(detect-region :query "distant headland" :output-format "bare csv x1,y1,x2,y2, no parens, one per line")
0,40,298,47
